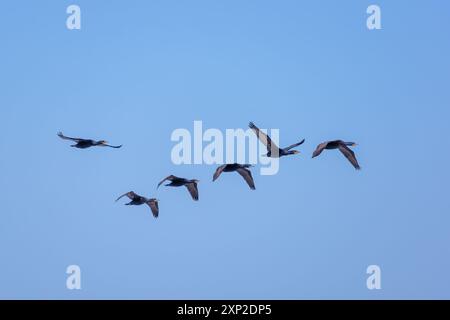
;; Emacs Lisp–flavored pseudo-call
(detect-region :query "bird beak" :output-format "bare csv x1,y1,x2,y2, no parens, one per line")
353,143,358,147
294,150,301,154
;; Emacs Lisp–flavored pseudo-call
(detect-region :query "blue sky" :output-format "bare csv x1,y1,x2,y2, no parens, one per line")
0,0,449,299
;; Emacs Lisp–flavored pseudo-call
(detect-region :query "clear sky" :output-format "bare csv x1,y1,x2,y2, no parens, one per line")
0,0,449,299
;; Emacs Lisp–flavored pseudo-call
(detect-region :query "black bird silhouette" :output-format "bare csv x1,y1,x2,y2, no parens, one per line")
57,132,122,149
213,164,256,190
157,175,200,201
115,191,159,218
312,140,360,170
249,122,305,158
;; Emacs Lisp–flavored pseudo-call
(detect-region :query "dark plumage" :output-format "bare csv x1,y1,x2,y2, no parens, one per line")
312,140,360,170
115,191,159,218
249,122,305,158
213,164,256,190
57,132,122,149
157,175,200,201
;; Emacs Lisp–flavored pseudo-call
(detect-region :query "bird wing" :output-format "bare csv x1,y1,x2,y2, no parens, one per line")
312,142,329,158
57,132,83,142
237,168,256,190
284,139,306,151
213,165,227,182
249,122,279,152
185,183,199,201
115,191,136,202
338,144,361,170
157,175,176,188
146,200,159,218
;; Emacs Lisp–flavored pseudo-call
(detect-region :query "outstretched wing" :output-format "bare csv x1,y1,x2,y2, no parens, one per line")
213,165,227,182
185,183,199,201
249,122,279,152
338,144,361,170
284,139,305,151
312,142,329,158
57,132,83,142
146,200,159,218
115,191,137,202
236,168,256,190
157,175,176,188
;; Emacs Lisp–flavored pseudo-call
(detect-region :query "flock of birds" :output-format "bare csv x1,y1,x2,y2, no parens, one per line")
57,122,360,218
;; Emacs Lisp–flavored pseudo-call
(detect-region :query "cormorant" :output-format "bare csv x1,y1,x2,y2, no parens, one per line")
157,175,199,201
312,140,360,170
249,122,305,158
213,164,256,190
57,132,122,149
115,191,159,218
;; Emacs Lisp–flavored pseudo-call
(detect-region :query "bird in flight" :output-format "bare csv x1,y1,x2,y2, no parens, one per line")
213,164,256,190
57,132,122,149
312,140,361,170
115,191,159,218
158,175,200,201
249,122,305,158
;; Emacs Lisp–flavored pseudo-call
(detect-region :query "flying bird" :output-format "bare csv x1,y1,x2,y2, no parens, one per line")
213,164,256,190
312,140,360,170
249,122,305,158
115,191,159,218
157,175,200,201
57,132,122,149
